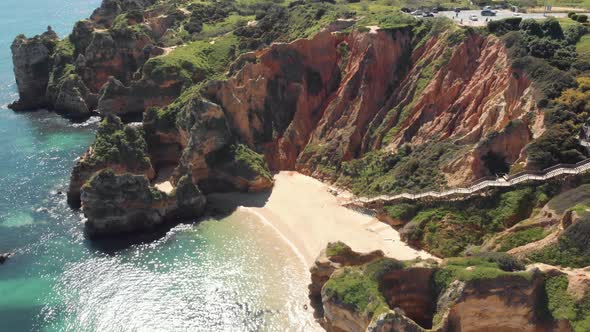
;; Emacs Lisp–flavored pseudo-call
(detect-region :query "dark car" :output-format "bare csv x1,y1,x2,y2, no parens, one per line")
481,9,496,16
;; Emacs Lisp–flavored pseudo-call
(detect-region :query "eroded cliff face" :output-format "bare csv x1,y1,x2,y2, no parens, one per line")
202,27,541,186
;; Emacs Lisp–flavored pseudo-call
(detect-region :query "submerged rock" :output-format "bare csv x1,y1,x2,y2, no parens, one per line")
0,253,11,264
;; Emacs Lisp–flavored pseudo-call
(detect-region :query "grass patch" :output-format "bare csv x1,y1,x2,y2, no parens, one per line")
498,227,547,252
576,34,590,62
434,253,529,293
142,34,239,84
323,267,390,319
326,241,351,257
323,256,405,320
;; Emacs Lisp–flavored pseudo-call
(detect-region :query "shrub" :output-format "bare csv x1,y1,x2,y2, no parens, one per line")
527,37,562,59
545,275,576,320
526,124,585,170
472,251,526,271
572,14,579,21
565,24,588,45
511,56,575,99
384,203,418,221
560,218,590,257
529,218,590,267
520,19,543,37
326,241,351,257
542,18,564,39
87,114,151,169
577,15,588,23
488,17,522,35
568,12,577,18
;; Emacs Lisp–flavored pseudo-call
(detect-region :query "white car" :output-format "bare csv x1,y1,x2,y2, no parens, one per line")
469,14,478,21
513,12,522,16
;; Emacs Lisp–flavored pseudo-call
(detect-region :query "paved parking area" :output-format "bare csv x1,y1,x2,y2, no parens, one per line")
435,10,568,26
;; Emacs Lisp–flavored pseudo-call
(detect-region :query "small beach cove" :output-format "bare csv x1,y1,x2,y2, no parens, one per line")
209,171,435,268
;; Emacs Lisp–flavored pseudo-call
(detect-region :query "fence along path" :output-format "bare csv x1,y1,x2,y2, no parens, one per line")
353,158,590,205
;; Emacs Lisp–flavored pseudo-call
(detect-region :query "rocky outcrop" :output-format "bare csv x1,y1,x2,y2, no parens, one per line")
9,27,58,110
81,169,205,237
144,97,274,194
310,244,572,332
67,114,155,207
309,242,385,319
10,0,183,118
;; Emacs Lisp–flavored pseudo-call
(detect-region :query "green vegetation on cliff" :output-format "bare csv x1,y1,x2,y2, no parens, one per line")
498,226,547,252
143,33,240,84
495,18,589,169
87,115,151,169
545,274,590,332
393,183,559,256
400,186,549,257
529,218,590,268
323,257,404,319
336,141,461,197
434,253,528,292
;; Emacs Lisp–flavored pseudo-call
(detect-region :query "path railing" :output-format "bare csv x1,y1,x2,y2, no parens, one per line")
353,158,590,205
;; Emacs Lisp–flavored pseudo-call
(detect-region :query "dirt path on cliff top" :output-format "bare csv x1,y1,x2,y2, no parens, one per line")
208,171,435,267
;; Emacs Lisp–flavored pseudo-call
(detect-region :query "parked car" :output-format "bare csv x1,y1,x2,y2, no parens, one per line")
469,14,478,21
423,12,434,17
411,10,424,16
513,12,522,17
481,9,496,16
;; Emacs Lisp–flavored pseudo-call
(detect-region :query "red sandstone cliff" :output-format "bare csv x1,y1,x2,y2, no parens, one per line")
206,27,541,187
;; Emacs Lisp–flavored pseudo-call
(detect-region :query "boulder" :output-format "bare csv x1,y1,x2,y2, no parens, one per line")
0,253,11,264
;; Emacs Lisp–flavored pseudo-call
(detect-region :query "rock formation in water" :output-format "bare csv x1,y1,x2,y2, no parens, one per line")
0,252,11,264
9,0,188,118
81,169,205,236
310,242,584,332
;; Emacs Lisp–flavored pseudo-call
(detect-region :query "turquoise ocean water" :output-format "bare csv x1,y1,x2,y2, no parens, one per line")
0,1,315,331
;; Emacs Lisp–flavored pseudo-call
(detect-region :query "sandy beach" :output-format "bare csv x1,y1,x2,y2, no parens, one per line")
209,171,434,267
